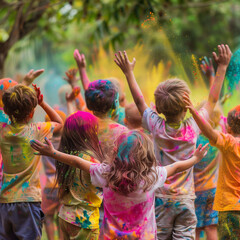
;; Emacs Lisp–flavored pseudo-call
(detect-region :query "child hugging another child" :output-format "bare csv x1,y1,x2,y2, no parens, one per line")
114,44,231,239
31,125,208,240
0,84,63,240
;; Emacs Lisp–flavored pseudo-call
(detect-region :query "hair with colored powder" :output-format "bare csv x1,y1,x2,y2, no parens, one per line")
227,105,240,134
154,78,190,118
103,130,158,195
85,80,118,116
56,111,104,198
0,78,18,108
2,84,37,123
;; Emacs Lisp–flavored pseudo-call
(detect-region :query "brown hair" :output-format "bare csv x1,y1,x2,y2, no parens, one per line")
2,84,37,123
227,105,240,134
125,103,142,129
154,78,190,118
104,130,158,195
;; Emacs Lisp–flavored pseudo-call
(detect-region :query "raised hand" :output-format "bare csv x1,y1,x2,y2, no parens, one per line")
22,69,44,86
114,51,136,75
74,49,86,69
63,68,78,87
65,86,80,102
193,143,209,162
30,137,55,156
32,83,43,105
212,44,232,67
200,57,215,78
183,93,194,113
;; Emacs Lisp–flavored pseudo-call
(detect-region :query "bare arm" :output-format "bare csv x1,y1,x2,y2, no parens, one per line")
165,143,208,177
183,93,219,144
30,138,93,172
203,44,232,115
33,84,63,133
114,51,148,115
74,49,90,91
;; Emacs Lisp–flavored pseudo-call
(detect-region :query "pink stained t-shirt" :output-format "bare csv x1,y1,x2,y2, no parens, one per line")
142,107,209,199
90,163,167,240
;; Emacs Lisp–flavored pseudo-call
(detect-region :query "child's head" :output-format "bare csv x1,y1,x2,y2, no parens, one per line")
124,103,142,129
0,78,18,108
85,80,119,117
154,78,190,122
56,111,104,197
227,105,240,135
2,84,37,123
108,77,127,107
104,130,158,195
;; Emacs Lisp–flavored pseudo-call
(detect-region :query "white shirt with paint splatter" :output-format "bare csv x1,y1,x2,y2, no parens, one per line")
142,107,209,199
90,163,167,240
0,122,54,203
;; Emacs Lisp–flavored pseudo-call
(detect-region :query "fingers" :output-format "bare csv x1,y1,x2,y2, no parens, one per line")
218,45,222,56
33,69,44,78
132,57,136,67
225,44,232,56
221,44,226,55
212,51,218,63
44,137,52,147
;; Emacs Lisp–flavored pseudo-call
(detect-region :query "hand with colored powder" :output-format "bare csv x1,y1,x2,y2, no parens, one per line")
22,69,44,86
114,51,136,75
63,68,79,88
65,86,80,102
212,44,232,67
31,137,55,157
201,57,215,78
32,83,43,105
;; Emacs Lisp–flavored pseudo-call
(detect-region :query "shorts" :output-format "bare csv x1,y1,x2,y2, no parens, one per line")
41,188,61,215
195,188,218,228
218,211,240,240
59,217,99,240
0,202,44,240
155,197,197,240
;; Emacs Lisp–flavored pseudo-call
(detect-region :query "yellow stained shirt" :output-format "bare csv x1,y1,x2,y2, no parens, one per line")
0,122,54,203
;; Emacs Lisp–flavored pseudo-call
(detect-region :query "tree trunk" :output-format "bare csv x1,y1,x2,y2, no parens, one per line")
0,51,7,78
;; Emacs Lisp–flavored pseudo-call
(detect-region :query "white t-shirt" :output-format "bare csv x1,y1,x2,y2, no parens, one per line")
142,108,209,199
90,163,167,240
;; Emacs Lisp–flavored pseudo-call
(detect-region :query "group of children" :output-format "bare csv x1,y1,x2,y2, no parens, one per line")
0,43,239,240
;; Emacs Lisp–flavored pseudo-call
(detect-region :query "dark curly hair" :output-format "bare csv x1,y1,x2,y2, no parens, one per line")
227,105,240,134
2,84,37,123
85,80,118,116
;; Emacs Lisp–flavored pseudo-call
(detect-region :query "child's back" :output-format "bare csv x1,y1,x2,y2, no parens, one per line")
0,84,63,239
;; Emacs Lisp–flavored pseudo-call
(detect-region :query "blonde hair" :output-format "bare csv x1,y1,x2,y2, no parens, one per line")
104,130,158,195
2,84,37,123
154,78,190,118
125,103,142,129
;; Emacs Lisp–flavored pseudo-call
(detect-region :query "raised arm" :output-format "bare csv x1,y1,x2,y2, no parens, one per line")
30,138,93,172
183,93,219,144
22,69,44,86
203,44,232,115
33,84,63,133
114,51,148,115
165,143,208,177
63,68,79,88
74,49,90,91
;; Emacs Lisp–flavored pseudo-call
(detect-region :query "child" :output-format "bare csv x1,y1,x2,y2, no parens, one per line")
48,111,104,239
41,110,66,240
184,94,240,240
74,49,126,126
31,130,208,239
84,79,127,162
0,84,63,240
114,45,231,239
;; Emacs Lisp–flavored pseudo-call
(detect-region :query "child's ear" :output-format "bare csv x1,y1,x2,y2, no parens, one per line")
28,110,35,119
